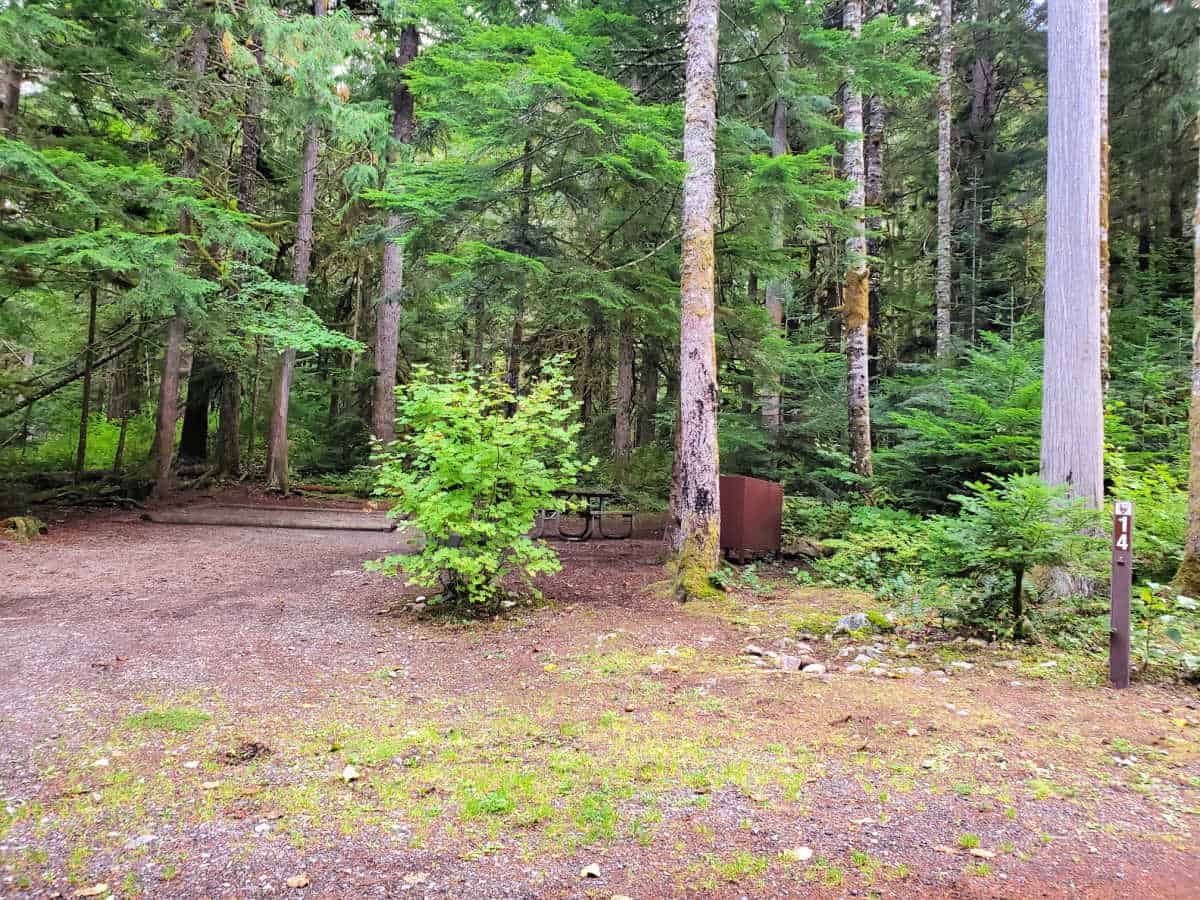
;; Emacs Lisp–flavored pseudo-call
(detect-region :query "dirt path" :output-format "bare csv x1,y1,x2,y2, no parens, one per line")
1,492,1198,898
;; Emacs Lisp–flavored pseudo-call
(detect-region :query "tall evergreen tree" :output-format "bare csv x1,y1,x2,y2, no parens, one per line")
372,18,420,447
1040,0,1104,512
935,0,953,358
843,0,873,484
669,0,722,592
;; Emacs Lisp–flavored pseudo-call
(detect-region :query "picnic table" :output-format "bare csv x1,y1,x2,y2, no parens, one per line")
538,488,632,542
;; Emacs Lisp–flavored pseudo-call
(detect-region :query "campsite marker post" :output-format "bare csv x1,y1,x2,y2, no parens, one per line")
1109,500,1133,689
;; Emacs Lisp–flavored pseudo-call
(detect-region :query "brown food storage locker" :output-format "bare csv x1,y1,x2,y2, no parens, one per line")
719,475,783,562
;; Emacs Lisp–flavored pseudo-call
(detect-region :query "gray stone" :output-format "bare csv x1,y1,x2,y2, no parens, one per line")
834,613,872,634
801,663,826,676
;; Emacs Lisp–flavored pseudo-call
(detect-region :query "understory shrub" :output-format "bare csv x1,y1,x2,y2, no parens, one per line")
811,505,933,589
1131,584,1200,680
781,496,853,542
368,357,591,610
927,474,1106,638
1106,452,1187,580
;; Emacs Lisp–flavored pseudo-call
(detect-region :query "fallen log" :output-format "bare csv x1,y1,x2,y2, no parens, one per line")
143,505,399,533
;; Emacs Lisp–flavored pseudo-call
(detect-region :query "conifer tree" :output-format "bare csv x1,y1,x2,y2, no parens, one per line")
669,0,722,593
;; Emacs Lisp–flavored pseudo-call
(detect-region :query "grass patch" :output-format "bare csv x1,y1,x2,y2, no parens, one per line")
124,706,211,733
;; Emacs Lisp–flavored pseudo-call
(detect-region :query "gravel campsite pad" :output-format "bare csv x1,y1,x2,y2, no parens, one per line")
2,490,1199,898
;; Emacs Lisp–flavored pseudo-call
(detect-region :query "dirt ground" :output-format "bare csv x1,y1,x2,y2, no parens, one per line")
2,489,1199,898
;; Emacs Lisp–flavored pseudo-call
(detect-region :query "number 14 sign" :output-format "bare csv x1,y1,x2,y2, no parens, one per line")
1110,500,1134,689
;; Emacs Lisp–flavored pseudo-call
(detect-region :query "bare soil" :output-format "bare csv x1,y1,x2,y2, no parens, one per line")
1,487,1198,898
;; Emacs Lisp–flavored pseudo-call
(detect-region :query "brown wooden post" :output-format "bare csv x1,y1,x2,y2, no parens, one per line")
1109,500,1133,688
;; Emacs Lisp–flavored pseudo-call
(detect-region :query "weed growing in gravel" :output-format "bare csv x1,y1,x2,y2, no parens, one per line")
124,706,211,733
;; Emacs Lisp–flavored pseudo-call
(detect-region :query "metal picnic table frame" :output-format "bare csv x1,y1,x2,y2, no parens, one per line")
537,488,633,541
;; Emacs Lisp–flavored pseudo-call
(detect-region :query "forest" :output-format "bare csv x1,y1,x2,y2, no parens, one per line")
2,1,1200,896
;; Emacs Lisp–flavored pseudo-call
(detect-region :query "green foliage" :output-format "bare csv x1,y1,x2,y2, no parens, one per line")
1107,453,1188,580
928,475,1106,636
1131,584,1200,679
367,357,592,609
781,496,853,542
810,505,933,602
1,516,47,543
875,334,1042,509
125,707,211,733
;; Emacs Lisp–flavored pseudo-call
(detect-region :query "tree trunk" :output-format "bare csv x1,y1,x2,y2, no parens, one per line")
372,23,419,446
1098,0,1111,395
179,355,217,462
217,370,240,476
472,295,486,369
864,93,884,382
247,336,263,466
614,310,635,472
152,24,209,497
935,0,954,358
637,340,659,446
1176,37,1200,596
843,0,873,484
236,38,264,215
667,0,722,594
504,296,524,412
113,410,129,473
152,314,186,495
762,53,788,435
1011,563,1026,629
0,63,20,133
216,33,263,476
265,0,326,492
1040,0,1104,511
74,283,99,480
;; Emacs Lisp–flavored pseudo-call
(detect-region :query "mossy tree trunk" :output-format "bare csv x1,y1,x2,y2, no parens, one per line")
668,0,722,594
843,0,873,485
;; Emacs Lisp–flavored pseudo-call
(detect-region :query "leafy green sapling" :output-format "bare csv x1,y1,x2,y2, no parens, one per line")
367,357,592,611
